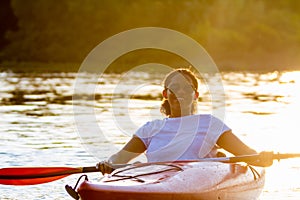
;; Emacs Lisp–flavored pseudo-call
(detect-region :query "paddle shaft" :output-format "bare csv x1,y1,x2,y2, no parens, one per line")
200,153,300,163
111,153,300,168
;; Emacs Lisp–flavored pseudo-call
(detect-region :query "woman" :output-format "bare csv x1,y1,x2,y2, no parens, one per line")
97,68,273,174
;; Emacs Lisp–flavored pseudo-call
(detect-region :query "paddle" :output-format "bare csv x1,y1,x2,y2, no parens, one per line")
1,153,300,186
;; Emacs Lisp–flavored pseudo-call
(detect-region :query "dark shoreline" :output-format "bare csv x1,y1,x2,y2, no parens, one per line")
0,61,299,73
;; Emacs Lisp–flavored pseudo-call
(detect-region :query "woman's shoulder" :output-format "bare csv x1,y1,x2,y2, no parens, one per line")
143,118,165,126
197,114,224,120
196,114,227,125
138,118,166,131
194,113,213,120
135,118,166,138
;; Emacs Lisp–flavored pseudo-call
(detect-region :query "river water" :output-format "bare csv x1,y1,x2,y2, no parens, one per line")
1,70,300,199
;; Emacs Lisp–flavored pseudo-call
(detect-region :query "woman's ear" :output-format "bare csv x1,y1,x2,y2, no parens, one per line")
194,91,199,100
162,89,168,98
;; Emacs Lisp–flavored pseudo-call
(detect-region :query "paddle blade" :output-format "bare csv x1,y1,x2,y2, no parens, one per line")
0,167,82,186
0,174,69,185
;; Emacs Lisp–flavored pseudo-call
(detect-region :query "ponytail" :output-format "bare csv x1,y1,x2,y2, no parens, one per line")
160,98,171,116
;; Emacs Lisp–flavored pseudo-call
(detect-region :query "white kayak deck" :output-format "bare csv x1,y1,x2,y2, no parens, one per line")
77,161,265,200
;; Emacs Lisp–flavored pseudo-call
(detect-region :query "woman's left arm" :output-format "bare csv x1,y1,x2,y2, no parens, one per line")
216,130,257,155
216,130,273,167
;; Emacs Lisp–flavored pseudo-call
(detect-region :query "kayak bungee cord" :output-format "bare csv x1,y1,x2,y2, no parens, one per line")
248,165,261,180
105,163,183,183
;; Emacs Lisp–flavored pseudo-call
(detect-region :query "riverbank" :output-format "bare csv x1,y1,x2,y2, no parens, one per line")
1,61,299,73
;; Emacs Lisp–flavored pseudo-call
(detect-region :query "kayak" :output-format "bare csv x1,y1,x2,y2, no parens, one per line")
73,161,265,200
75,161,265,200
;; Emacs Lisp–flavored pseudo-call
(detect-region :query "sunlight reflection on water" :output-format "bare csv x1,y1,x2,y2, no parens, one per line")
1,70,300,199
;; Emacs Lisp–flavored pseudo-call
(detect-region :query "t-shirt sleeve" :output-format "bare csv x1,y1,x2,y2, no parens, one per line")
134,121,152,148
210,115,231,137
198,115,232,157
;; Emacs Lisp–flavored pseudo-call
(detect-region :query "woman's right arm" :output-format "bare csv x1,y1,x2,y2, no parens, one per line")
108,136,146,164
97,136,146,174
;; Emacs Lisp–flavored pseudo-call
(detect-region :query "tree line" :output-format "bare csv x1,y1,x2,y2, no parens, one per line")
1,0,300,72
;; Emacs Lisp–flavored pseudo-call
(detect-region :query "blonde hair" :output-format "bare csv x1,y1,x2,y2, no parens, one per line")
160,68,199,116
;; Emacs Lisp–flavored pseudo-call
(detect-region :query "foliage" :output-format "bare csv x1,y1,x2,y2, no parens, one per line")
0,0,18,48
1,0,300,72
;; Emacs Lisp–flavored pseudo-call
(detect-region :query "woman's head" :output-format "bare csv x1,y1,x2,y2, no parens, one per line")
160,68,199,117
